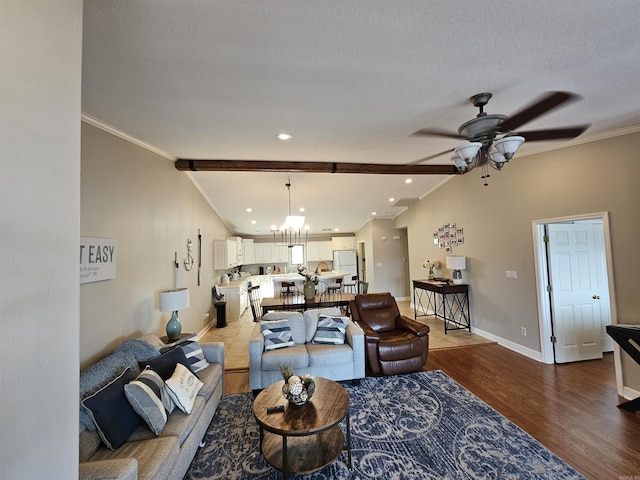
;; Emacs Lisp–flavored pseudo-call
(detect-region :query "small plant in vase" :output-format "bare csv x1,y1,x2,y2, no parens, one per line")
422,260,440,280
279,364,316,406
297,266,318,300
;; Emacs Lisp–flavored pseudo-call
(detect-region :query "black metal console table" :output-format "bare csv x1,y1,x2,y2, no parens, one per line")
606,324,640,412
413,279,470,334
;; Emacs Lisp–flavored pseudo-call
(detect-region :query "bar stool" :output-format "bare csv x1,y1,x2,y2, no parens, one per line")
343,275,358,294
280,281,299,300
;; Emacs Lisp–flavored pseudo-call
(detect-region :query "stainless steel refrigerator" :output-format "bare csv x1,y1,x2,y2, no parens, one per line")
333,249,358,281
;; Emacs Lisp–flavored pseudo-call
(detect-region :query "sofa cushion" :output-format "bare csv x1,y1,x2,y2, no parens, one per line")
79,426,102,463
79,350,139,432
127,395,206,446
165,363,203,414
313,315,347,345
124,367,171,435
260,318,295,351
176,334,210,373
90,436,180,480
307,343,354,367
303,307,341,342
81,367,142,450
138,345,195,380
261,344,309,372
263,311,305,344
195,362,223,400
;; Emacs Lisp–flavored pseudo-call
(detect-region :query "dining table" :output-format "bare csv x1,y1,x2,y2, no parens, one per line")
261,292,355,316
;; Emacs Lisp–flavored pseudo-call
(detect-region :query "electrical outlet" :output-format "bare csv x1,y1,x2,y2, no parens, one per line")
506,270,518,279
521,327,527,336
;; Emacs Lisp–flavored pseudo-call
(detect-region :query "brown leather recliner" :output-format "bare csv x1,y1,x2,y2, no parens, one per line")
350,292,430,376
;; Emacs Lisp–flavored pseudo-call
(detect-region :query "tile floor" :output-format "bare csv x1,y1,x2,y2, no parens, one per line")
200,299,493,371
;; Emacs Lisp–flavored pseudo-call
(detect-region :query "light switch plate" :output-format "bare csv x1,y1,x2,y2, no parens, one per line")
506,270,518,279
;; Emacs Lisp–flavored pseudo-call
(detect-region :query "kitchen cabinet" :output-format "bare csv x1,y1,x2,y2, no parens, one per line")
228,236,243,265
254,243,271,263
242,239,255,264
332,236,355,251
249,275,274,299
306,241,333,261
271,244,289,263
217,280,248,321
214,239,237,270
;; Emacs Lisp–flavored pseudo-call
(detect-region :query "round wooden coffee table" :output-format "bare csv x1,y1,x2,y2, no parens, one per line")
253,377,351,478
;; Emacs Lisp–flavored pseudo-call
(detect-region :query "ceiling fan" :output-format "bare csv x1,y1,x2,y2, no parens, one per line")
411,91,590,183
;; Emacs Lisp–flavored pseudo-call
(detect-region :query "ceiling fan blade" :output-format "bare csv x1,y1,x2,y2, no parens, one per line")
408,148,453,165
411,128,464,140
500,91,582,132
517,125,590,141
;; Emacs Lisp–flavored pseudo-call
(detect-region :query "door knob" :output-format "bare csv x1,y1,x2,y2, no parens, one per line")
592,295,600,300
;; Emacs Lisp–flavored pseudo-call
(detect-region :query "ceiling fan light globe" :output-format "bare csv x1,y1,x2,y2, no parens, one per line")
454,142,482,164
494,136,524,160
488,147,507,170
451,155,468,172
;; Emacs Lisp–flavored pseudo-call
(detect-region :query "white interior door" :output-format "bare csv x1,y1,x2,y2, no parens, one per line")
547,222,611,363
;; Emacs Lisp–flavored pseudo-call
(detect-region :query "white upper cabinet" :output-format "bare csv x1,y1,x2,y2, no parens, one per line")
332,236,355,251
242,239,255,264
254,243,272,264
214,239,237,270
307,241,333,261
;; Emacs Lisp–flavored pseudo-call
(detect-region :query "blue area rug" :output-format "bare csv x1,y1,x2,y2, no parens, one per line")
185,371,585,479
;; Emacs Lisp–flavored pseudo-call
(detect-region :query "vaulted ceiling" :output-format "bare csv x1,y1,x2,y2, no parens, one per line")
82,0,640,236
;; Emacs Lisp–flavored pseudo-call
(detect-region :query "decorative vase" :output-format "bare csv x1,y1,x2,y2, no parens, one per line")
428,267,434,280
282,379,316,406
303,280,315,300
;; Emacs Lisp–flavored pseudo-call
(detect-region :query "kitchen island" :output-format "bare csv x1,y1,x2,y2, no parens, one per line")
270,270,351,295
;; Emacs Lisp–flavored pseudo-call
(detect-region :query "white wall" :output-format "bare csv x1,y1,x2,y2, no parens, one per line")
80,123,232,368
396,130,640,390
0,1,82,478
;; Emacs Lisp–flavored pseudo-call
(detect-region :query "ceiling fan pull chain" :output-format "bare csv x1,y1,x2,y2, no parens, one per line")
481,163,490,187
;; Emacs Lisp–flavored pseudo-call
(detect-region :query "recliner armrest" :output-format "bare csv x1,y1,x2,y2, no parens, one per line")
355,320,381,343
397,315,430,337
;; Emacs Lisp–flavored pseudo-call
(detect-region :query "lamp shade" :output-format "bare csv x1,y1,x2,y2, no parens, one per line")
493,135,524,160
159,288,190,312
454,142,482,164
446,256,466,270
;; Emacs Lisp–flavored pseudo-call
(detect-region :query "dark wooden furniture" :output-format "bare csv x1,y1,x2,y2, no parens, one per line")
606,324,640,412
350,292,430,376
253,377,351,478
413,279,470,333
158,333,193,345
261,293,355,316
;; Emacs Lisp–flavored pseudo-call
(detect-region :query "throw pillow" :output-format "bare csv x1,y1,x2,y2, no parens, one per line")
160,334,209,373
312,315,348,345
81,367,142,450
138,345,196,380
165,362,204,414
260,318,295,351
124,367,173,435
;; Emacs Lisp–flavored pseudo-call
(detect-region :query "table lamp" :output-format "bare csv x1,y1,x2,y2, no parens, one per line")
446,256,466,285
159,288,190,341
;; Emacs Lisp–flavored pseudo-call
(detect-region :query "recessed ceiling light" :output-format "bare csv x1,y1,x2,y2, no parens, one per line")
334,228,339,232
372,212,377,216
389,197,395,202
251,220,256,225
276,132,292,140
405,178,413,184
299,207,305,213
246,208,252,212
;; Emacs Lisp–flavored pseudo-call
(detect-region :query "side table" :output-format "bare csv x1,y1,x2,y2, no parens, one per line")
253,377,351,478
413,279,470,333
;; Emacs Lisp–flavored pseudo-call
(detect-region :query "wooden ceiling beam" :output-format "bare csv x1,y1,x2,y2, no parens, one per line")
174,159,458,175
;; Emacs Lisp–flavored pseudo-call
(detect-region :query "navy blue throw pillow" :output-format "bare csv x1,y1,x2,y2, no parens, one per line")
138,345,196,380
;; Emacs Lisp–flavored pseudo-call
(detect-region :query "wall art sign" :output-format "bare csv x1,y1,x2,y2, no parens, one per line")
433,223,464,253
80,237,117,284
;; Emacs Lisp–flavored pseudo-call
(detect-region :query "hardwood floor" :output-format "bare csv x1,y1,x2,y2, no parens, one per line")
207,301,640,479
426,345,640,479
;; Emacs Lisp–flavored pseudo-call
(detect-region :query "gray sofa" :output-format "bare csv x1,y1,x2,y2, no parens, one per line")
79,334,224,480
249,307,365,390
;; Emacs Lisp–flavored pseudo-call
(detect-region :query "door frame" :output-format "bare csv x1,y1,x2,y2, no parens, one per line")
532,212,622,392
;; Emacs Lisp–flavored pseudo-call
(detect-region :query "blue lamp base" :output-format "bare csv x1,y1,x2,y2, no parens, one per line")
166,311,182,341
452,269,463,285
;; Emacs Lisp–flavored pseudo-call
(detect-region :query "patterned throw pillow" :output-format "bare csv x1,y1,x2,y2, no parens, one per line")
260,318,295,351
312,315,348,345
165,362,204,414
160,334,210,373
124,367,173,435
81,367,142,450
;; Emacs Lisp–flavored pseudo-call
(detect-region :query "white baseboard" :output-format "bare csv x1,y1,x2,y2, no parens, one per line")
470,326,543,362
623,386,640,401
